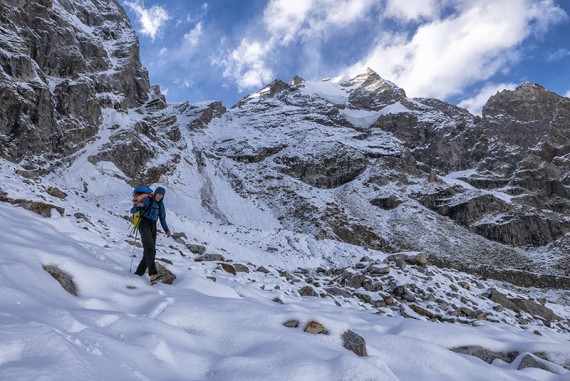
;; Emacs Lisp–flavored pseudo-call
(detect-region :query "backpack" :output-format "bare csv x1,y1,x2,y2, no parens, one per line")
132,186,153,230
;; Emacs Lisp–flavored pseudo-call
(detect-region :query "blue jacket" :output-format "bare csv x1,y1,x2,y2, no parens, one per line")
131,196,170,232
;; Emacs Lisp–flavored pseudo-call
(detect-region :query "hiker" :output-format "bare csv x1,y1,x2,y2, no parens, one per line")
131,186,171,284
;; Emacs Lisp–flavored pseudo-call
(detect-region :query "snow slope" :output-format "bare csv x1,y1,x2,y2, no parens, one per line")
1,162,570,380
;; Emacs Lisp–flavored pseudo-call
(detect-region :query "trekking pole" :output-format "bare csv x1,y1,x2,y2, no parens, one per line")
129,229,138,273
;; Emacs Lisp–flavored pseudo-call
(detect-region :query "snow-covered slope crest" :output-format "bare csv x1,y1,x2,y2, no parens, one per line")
1,187,570,381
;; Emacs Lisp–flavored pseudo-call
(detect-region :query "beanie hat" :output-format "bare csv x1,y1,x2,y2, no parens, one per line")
155,186,166,196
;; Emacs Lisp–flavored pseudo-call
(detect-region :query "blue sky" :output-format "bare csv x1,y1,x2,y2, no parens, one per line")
118,0,570,114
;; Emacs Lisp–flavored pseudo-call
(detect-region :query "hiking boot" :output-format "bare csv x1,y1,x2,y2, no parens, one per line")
150,274,163,285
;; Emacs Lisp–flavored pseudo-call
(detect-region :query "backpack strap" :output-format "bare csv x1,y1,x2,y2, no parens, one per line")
133,193,152,204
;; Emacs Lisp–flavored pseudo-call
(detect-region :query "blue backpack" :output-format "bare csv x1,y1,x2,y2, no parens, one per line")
132,187,153,230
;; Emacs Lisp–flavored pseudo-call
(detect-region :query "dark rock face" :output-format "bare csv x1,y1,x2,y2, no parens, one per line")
370,196,402,210
419,188,510,227
482,83,570,151
176,101,226,130
274,145,368,189
0,0,149,169
473,214,570,247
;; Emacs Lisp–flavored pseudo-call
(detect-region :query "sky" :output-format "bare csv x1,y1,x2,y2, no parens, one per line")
118,0,570,114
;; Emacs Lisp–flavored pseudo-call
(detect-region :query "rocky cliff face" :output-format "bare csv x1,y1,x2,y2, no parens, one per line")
0,0,149,171
197,72,570,285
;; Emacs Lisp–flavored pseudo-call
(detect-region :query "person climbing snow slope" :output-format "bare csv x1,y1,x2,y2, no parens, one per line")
131,186,171,285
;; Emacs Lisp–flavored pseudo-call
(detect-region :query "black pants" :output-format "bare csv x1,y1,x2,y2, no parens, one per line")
135,217,158,276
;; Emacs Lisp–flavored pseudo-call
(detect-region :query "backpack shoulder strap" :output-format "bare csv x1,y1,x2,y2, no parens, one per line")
134,193,153,204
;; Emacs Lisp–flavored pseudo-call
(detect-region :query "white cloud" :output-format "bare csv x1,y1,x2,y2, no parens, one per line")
220,0,376,90
125,1,169,41
174,78,194,89
184,22,203,46
565,90,570,98
384,0,443,21
343,0,566,101
457,82,517,116
547,48,570,61
219,39,275,91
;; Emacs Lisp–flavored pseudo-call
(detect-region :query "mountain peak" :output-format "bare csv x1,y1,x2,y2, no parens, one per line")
483,81,568,122
341,68,407,111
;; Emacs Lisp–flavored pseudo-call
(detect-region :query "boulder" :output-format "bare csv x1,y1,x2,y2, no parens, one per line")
488,288,560,321
195,253,225,262
283,320,300,328
451,346,518,364
517,353,560,373
341,330,368,357
304,321,327,334
155,262,176,285
299,286,319,297
346,274,366,289
43,265,77,296
324,287,352,298
186,243,207,254
233,264,251,273
219,263,236,275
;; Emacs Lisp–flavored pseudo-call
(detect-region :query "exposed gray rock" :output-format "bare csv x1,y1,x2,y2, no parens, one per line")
451,346,518,364
370,196,402,210
291,75,305,86
343,69,407,111
155,262,176,285
392,286,416,302
43,265,77,296
283,320,300,328
256,266,271,274
367,264,391,276
0,192,64,217
195,253,225,262
346,274,366,289
274,144,368,189
299,286,319,297
233,264,251,273
405,253,429,267
186,243,207,254
517,353,560,373
355,293,372,304
47,187,68,199
488,288,561,321
421,190,511,228
341,330,368,357
325,287,352,298
473,214,570,247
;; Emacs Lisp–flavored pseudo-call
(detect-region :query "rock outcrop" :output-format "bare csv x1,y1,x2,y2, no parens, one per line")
0,0,149,170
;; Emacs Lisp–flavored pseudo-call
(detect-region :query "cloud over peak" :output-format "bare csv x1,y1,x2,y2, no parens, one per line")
125,1,170,41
